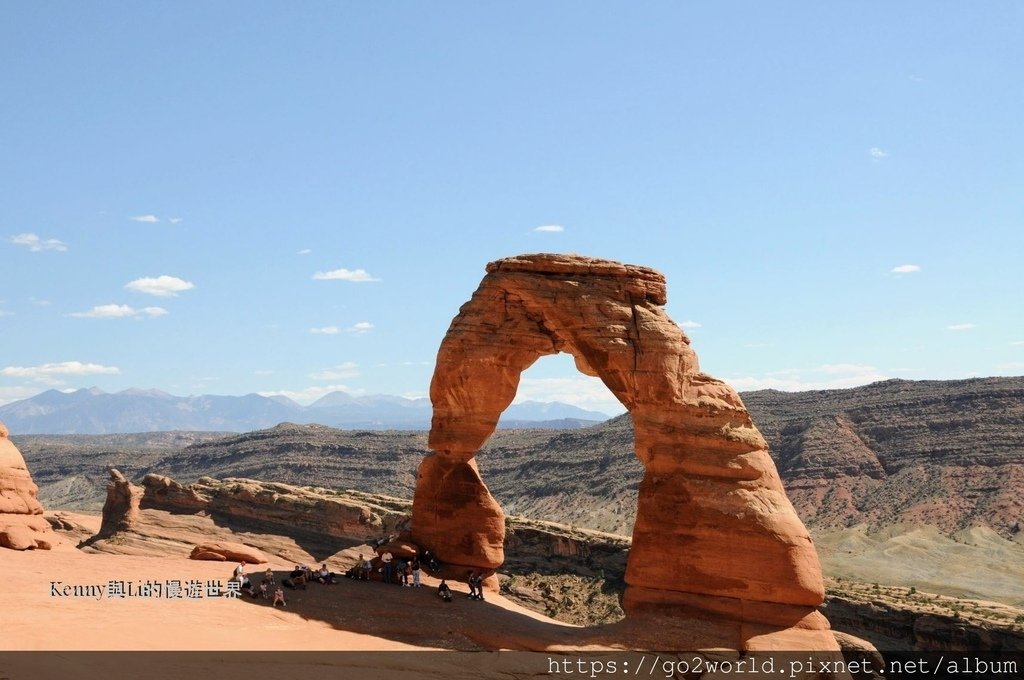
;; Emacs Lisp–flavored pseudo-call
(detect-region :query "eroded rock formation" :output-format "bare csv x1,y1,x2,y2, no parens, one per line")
0,421,57,550
411,253,833,649
98,468,142,537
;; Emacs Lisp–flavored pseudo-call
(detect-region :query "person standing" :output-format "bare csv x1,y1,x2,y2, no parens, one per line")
381,550,394,584
411,556,422,588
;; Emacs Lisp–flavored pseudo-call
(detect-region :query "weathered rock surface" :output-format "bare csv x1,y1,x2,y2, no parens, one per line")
411,254,832,649
189,541,266,563
0,421,58,550
97,468,141,537
140,474,410,541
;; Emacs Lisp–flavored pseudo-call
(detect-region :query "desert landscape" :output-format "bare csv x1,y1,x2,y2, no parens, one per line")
4,4,1023,679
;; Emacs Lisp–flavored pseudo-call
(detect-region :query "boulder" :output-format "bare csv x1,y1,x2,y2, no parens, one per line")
0,421,59,550
375,540,420,560
189,541,266,564
0,524,37,550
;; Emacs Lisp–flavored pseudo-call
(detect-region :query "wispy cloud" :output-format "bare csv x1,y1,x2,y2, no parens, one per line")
679,320,701,329
310,321,374,336
168,217,184,224
946,323,977,331
69,304,168,319
533,225,564,233
996,361,1024,371
258,384,366,406
29,297,51,306
130,215,159,223
308,362,360,381
0,309,12,318
869,147,889,160
312,268,380,282
125,275,195,297
1011,341,1024,347
0,385,45,406
10,233,68,252
1,361,121,385
297,248,312,255
514,376,624,415
891,264,921,274
727,363,889,392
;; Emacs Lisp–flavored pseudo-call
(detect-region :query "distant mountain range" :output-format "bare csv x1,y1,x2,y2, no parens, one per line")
0,388,612,434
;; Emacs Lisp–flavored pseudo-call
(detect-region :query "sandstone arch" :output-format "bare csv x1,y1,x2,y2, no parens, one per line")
411,254,828,637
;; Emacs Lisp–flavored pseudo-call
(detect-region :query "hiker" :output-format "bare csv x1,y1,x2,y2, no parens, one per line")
233,561,247,583
259,579,269,599
381,551,394,583
273,586,286,607
437,579,452,602
397,559,409,586
472,572,485,602
264,567,275,585
359,554,373,581
411,556,422,588
467,571,480,600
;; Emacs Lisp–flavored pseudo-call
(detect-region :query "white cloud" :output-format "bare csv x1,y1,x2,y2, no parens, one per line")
312,268,380,282
533,225,564,233
679,320,701,329
891,264,921,274
1009,341,1024,346
130,215,159,223
1,361,121,385
29,297,51,306
946,323,977,331
310,326,341,335
69,304,168,319
349,321,374,333
258,384,366,406
308,362,360,381
124,275,195,297
869,147,889,160
513,376,625,415
297,248,312,255
10,233,68,252
168,217,183,224
726,363,889,392
0,310,12,317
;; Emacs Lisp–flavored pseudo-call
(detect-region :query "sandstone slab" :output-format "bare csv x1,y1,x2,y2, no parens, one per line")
189,541,266,564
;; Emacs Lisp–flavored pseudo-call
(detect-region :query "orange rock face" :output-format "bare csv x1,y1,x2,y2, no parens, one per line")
0,421,58,550
411,254,830,647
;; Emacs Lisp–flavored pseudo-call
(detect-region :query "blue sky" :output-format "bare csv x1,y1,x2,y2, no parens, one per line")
1,2,1022,416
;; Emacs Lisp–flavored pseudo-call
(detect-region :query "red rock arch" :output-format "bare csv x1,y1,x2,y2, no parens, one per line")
411,254,827,631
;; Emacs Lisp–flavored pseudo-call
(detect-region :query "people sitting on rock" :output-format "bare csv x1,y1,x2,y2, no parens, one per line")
273,586,286,607
437,579,452,602
317,564,336,584
234,560,247,583
259,580,269,599
240,575,254,597
264,567,275,585
381,551,394,584
421,549,441,573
